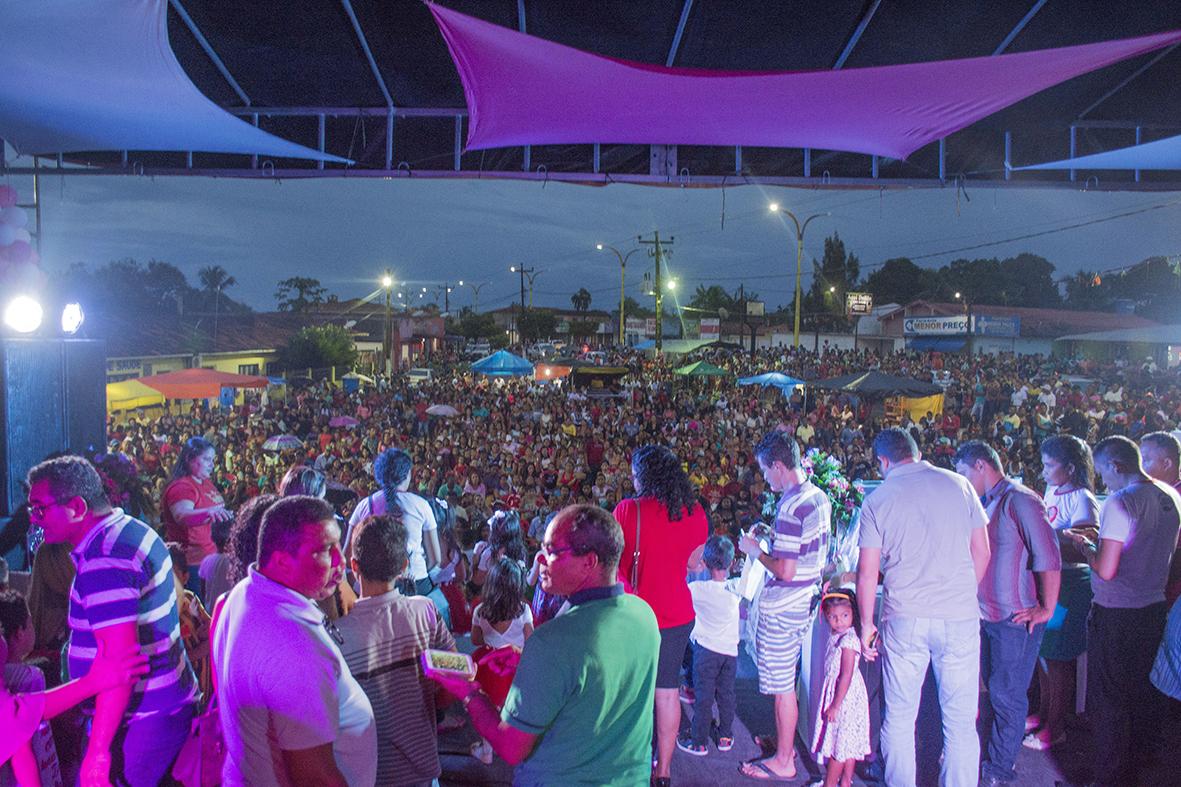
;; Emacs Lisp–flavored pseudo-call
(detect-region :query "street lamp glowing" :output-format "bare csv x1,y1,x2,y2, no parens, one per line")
4,296,42,333
61,303,84,334
666,280,677,291
381,274,393,289
458,280,464,286
596,243,604,251
954,291,962,299
510,266,517,273
768,202,780,213
829,286,836,293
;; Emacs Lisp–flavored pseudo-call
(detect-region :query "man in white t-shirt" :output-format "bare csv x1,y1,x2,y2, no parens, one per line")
349,448,440,596
215,496,377,787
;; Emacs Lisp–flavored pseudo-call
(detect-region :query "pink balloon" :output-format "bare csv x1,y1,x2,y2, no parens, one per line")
6,240,31,264
0,185,15,209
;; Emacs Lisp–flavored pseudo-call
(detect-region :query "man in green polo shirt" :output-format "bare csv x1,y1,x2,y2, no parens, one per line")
428,504,659,786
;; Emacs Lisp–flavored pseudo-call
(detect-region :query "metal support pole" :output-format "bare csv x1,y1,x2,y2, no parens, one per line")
317,114,326,170
251,114,259,169
523,145,531,172
804,148,811,178
32,157,42,256
638,233,673,354
1069,126,1077,182
871,155,879,179
938,139,946,181
794,231,804,347
593,144,601,173
735,146,742,175
386,110,394,171
1135,126,1142,182
1004,132,1011,180
454,116,463,171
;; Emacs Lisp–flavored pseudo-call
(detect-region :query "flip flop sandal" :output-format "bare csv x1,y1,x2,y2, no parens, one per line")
739,758,796,782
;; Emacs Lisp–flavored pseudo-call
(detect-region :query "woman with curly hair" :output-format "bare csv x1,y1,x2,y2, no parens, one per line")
614,444,708,787
225,494,280,589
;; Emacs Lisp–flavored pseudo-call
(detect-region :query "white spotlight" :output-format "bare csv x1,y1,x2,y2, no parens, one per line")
61,302,85,334
4,296,43,333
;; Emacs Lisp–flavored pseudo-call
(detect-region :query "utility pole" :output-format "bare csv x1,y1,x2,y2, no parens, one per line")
638,232,673,353
510,265,534,343
465,281,487,314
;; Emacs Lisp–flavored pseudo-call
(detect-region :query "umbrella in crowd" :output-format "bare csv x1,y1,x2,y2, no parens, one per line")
263,434,303,451
673,360,730,377
329,415,360,428
426,404,460,417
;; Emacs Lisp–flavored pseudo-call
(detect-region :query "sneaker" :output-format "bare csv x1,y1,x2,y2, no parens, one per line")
676,735,708,757
1024,714,1042,733
678,685,695,704
470,739,494,764
1022,731,1064,751
717,736,734,752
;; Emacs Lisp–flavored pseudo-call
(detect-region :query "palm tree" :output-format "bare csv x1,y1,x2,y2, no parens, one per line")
198,265,237,345
570,287,592,312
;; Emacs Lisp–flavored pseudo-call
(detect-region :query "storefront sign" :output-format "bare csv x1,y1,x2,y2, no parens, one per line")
700,318,720,337
972,315,1020,337
846,292,873,316
903,315,968,335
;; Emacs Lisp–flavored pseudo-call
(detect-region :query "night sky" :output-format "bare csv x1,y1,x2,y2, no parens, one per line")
14,163,1181,314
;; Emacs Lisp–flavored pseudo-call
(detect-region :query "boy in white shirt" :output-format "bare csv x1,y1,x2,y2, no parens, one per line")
678,535,741,756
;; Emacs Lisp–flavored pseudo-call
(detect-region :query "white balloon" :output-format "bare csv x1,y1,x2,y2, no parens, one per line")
0,224,14,246
0,206,27,228
13,228,31,244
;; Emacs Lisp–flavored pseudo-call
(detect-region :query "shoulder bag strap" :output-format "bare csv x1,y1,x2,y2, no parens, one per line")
630,502,643,589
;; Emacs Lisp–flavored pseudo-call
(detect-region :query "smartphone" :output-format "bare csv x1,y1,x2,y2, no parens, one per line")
868,631,879,650
421,649,477,680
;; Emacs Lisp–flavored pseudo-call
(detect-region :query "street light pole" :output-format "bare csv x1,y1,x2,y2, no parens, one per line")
465,281,487,313
526,270,543,308
380,270,394,375
769,203,828,348
597,244,641,346
638,232,673,353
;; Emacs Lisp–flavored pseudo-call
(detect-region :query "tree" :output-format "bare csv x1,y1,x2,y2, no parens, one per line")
619,295,652,318
569,319,600,343
278,325,357,371
60,258,197,315
518,309,557,342
453,311,498,340
275,277,328,312
804,232,861,329
570,287,592,312
863,257,931,306
687,284,755,315
198,265,238,341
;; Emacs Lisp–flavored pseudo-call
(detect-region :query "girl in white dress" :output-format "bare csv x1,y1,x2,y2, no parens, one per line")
811,590,870,787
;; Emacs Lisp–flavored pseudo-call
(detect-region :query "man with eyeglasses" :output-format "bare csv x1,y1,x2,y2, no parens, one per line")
426,504,660,787
26,455,198,787
213,495,377,787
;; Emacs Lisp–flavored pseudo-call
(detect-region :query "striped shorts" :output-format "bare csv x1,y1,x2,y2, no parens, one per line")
755,585,812,695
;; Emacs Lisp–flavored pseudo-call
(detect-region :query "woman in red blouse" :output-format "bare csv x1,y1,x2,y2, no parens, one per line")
161,437,233,590
614,445,708,787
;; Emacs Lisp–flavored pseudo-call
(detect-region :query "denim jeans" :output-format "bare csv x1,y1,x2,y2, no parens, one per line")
880,616,980,787
980,619,1045,781
80,702,195,787
689,643,737,746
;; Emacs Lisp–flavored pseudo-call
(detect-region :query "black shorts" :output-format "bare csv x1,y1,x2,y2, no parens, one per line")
656,621,695,689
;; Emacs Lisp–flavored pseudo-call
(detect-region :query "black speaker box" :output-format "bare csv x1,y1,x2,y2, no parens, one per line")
0,338,107,516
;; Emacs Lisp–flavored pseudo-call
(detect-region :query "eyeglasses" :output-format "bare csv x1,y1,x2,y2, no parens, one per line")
322,616,344,646
28,501,61,519
539,543,577,561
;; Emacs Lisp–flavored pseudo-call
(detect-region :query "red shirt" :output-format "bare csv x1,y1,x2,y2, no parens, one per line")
162,475,224,565
614,497,709,629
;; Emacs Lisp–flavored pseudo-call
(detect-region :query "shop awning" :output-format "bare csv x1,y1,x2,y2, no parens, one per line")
908,337,967,352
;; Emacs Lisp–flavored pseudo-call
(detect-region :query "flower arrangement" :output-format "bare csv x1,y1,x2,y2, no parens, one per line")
802,448,865,576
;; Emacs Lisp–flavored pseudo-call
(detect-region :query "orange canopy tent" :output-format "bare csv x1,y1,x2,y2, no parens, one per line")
135,368,269,399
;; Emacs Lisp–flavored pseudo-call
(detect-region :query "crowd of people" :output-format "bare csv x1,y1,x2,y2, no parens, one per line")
1,342,1180,787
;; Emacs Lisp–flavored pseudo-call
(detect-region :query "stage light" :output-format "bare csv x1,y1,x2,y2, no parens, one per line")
4,295,43,333
61,303,85,334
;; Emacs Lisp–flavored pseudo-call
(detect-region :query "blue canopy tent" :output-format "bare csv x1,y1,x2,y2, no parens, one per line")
737,372,806,399
471,349,534,377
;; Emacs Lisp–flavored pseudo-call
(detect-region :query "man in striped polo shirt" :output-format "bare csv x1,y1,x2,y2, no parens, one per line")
738,430,829,782
27,455,198,787
954,441,1060,787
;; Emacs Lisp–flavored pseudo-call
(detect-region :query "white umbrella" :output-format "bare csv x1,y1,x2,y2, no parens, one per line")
426,404,460,417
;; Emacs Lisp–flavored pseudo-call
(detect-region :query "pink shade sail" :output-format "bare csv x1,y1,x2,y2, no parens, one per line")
429,4,1181,161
